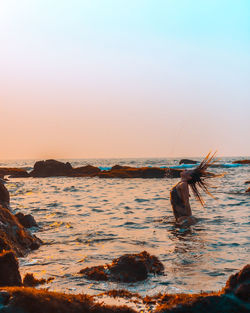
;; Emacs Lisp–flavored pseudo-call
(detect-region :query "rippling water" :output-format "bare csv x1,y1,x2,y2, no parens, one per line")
1,157,250,296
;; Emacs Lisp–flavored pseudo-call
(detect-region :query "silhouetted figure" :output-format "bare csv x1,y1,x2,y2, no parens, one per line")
170,152,223,226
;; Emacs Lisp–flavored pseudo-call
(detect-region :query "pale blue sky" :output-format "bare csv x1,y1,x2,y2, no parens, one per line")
0,0,249,159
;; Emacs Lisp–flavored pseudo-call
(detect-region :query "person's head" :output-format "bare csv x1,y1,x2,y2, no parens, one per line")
181,152,223,206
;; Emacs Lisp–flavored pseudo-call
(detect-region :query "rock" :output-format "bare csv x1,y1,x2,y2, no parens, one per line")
98,166,180,179
232,159,250,164
224,264,250,293
15,212,38,228
246,187,250,193
245,181,250,184
0,204,42,257
0,167,30,178
179,159,198,164
23,273,54,287
80,251,164,283
0,250,22,286
71,165,101,177
0,180,10,209
0,287,137,313
30,159,73,177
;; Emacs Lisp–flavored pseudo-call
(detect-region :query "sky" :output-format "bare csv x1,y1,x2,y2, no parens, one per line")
0,0,249,159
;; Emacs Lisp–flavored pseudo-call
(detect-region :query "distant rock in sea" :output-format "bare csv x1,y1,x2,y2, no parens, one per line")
179,159,198,164
232,159,250,164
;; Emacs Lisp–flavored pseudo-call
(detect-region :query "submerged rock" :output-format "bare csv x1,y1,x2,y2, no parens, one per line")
15,212,38,228
179,159,198,164
80,251,164,282
0,204,42,257
0,250,22,286
30,159,73,177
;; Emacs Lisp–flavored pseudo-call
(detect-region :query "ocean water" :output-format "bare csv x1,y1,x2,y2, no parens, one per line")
1,157,250,296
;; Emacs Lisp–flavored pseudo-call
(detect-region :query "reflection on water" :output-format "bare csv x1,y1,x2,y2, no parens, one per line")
1,157,250,295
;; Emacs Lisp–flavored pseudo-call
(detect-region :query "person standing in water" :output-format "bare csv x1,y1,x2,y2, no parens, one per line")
170,152,222,226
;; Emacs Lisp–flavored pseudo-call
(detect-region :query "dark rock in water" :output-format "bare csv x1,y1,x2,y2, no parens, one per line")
23,273,54,287
246,187,250,193
245,181,250,184
30,159,73,177
0,180,10,209
165,168,182,178
0,250,22,286
98,165,180,179
0,167,30,178
71,165,101,177
179,159,198,164
0,204,42,257
232,159,250,164
80,251,164,282
15,212,38,228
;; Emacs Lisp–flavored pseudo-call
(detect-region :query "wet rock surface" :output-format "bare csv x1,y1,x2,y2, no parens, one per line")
80,251,164,282
0,180,10,209
0,205,41,257
0,251,22,287
15,213,38,228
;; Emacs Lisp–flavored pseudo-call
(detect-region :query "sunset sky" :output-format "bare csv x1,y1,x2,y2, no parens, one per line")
0,0,249,159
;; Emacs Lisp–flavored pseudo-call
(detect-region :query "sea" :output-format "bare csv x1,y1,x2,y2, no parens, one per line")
1,157,249,297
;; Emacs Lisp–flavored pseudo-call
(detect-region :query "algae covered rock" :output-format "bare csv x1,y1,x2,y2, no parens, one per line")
80,251,164,282
0,205,41,257
0,251,22,286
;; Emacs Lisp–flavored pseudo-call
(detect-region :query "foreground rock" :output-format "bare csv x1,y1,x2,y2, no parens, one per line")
232,159,250,164
79,251,164,282
0,264,249,313
0,251,22,287
0,205,41,257
0,288,136,313
179,159,198,164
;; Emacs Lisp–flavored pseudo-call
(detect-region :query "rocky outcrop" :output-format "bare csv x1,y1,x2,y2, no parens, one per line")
79,251,164,282
71,165,101,177
232,159,250,164
98,166,181,179
15,212,38,228
0,205,41,257
0,168,30,178
30,159,73,177
179,159,198,164
0,251,22,287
